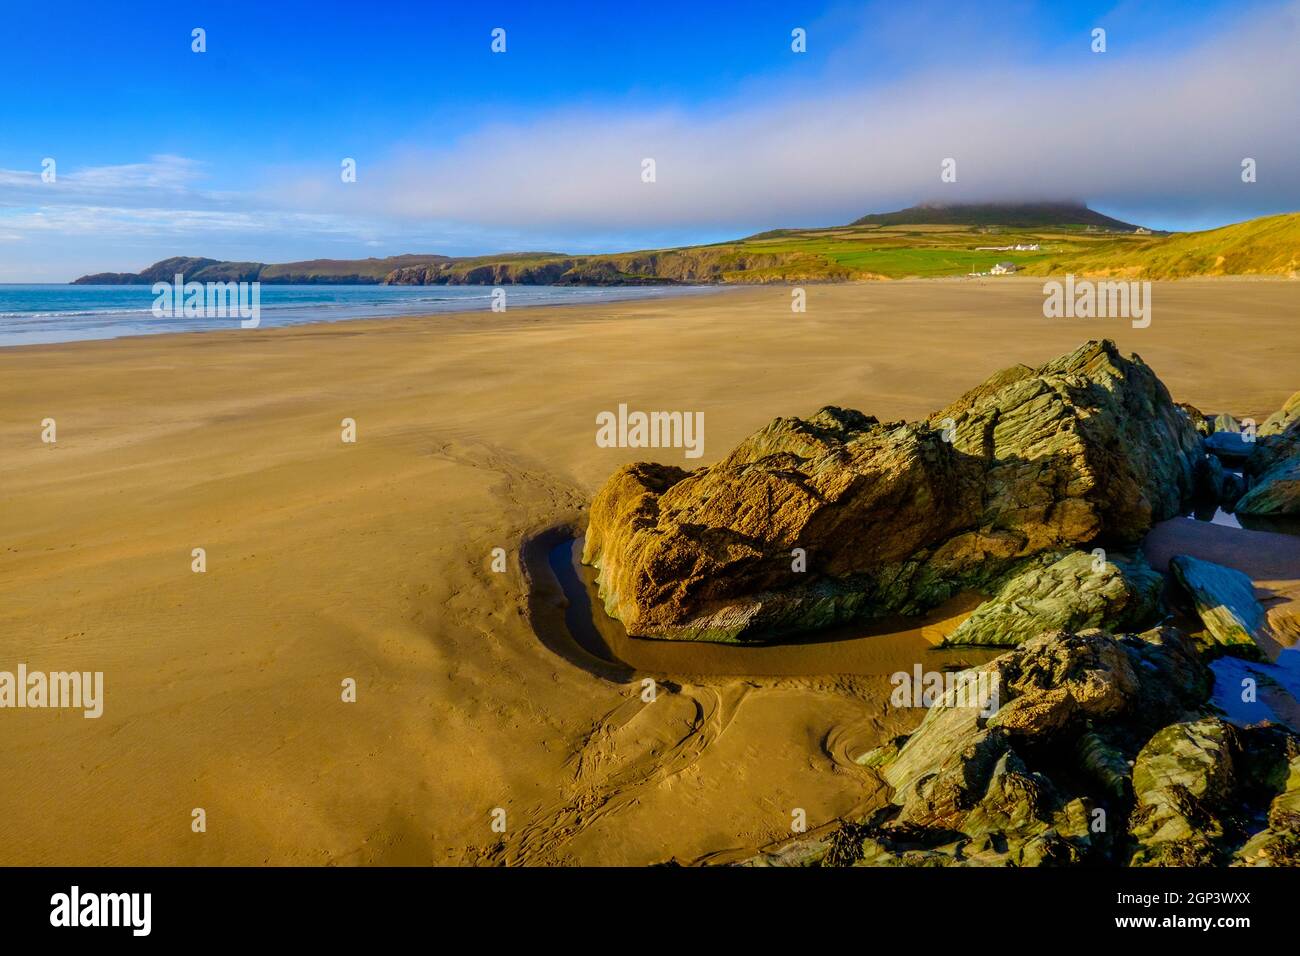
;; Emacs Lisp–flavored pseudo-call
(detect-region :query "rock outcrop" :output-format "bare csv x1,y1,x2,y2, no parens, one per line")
736,628,1300,867
584,340,1201,642
1261,390,1300,437
1232,392,1300,520
385,258,679,286
1247,389,1300,479
1232,388,1300,518
1237,457,1300,516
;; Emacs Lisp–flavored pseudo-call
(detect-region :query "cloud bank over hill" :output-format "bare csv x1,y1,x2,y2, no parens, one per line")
316,1,1298,233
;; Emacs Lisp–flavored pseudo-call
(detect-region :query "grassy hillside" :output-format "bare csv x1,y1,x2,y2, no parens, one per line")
694,212,1299,281
1017,213,1300,279
720,224,1095,279
73,207,1300,286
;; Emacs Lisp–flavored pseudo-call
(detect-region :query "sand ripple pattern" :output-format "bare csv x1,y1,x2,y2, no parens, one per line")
481,683,748,865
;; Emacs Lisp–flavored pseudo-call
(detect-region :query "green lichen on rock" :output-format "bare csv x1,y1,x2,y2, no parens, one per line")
944,550,1162,646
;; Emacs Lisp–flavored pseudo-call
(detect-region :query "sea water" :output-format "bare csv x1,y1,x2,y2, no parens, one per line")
0,284,719,347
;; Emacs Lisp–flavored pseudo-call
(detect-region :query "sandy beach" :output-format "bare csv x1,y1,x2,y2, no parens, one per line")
2,277,1298,866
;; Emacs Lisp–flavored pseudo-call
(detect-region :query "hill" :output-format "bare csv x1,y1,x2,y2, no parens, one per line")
848,201,1143,232
1018,212,1300,279
74,254,455,285
72,205,1299,286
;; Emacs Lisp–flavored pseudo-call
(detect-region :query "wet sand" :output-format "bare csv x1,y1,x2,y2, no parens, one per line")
1,277,1298,865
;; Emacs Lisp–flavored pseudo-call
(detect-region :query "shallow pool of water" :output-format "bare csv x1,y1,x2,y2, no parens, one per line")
541,537,1000,679
1211,650,1300,731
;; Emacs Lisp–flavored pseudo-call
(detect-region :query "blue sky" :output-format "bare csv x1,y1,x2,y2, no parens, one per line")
2,0,1297,280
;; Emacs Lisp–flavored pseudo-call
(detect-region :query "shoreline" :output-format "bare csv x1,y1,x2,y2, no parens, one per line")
0,282,728,350
3,273,1294,351
0,283,728,351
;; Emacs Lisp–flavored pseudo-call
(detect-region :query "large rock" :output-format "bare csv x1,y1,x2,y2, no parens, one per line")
731,628,1300,868
1260,390,1300,437
879,628,1205,822
1169,555,1279,660
1205,430,1255,466
1127,718,1240,865
1236,456,1300,516
1248,389,1300,479
771,628,1213,867
584,340,1201,642
944,550,1163,646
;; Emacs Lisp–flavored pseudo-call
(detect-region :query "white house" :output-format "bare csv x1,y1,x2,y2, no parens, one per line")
990,261,1018,275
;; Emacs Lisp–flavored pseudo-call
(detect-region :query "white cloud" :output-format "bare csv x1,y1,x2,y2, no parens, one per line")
0,155,216,206
278,1,1300,234
2,204,373,237
68,154,205,190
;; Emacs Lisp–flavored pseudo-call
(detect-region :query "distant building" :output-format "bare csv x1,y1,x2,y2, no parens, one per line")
1013,243,1040,251
1134,227,1152,235
991,261,1018,275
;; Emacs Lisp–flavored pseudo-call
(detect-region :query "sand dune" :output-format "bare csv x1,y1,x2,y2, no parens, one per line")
1,278,1297,865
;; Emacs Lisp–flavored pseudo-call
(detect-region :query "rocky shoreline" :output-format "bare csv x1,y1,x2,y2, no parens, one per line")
743,626,1300,867
580,339,1300,865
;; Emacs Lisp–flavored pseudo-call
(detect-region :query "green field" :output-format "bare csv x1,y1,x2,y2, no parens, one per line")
654,213,1300,281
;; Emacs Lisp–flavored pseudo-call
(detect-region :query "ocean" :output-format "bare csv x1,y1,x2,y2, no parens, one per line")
0,283,720,347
